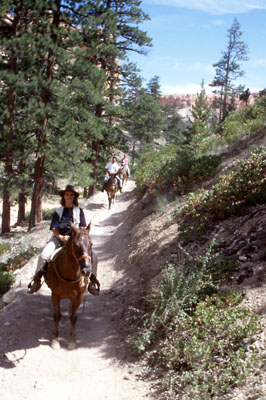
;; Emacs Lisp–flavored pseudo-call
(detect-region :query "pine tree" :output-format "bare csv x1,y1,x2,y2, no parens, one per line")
189,79,211,153
209,18,248,122
147,75,161,98
0,0,152,231
79,0,152,195
0,0,37,233
123,86,165,165
161,102,187,145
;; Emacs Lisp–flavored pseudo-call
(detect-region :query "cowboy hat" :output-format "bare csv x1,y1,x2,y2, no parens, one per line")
59,184,79,197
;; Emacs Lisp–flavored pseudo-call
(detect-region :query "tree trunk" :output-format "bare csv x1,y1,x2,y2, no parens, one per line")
28,156,45,230
132,139,136,167
88,103,102,197
17,191,27,224
1,189,11,235
88,140,100,197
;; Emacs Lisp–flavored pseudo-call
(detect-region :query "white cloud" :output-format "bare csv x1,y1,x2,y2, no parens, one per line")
145,0,266,15
211,19,224,25
249,58,266,67
161,82,214,95
187,62,214,74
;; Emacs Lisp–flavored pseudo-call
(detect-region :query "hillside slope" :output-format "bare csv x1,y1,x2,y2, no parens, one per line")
115,137,266,399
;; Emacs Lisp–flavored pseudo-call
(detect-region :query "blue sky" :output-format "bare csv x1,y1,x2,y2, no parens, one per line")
128,0,266,95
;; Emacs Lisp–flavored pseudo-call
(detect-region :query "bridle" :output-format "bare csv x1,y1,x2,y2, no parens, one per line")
52,238,93,284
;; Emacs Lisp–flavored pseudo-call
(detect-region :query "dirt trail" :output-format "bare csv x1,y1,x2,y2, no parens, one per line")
0,180,151,400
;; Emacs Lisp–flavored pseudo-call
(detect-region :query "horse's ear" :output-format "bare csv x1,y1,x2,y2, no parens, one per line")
70,221,78,233
86,221,91,233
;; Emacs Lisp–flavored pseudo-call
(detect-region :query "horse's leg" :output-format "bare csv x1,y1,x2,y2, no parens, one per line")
108,193,112,209
51,294,61,349
68,297,82,350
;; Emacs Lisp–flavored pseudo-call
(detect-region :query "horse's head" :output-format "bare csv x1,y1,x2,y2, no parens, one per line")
69,221,94,277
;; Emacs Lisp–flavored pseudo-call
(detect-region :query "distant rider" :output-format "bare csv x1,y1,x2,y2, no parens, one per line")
121,153,130,177
101,156,123,193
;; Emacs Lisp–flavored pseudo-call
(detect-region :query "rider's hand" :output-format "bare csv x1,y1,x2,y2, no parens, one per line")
59,235,69,242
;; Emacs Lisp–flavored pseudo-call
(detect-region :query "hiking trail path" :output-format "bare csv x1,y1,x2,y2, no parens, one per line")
0,180,152,400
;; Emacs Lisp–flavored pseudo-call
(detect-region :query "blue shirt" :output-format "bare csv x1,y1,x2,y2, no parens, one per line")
50,207,86,233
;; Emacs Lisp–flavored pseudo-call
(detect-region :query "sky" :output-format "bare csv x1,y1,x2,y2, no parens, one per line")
128,0,266,95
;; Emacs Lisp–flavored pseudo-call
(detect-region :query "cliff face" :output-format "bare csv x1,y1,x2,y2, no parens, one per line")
160,92,259,118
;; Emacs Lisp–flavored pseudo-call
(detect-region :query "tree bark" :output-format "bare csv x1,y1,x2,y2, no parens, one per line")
88,140,100,197
17,192,27,224
1,11,21,234
28,156,45,229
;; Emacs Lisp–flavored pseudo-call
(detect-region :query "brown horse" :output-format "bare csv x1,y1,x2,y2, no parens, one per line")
103,172,119,209
119,165,128,188
44,221,100,350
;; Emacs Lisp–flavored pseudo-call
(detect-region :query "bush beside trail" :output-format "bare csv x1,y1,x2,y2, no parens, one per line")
179,145,266,243
134,144,220,196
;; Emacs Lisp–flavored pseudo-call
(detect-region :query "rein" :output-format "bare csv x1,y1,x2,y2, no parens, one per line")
52,242,93,285
53,256,81,284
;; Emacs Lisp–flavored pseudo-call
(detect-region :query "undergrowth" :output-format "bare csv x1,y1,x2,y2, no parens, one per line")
0,242,40,295
134,145,220,195
0,262,15,296
126,244,261,399
179,145,266,243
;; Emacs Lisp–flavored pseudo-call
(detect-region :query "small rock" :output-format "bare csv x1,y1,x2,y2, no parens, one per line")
33,381,43,390
239,255,248,261
2,290,15,304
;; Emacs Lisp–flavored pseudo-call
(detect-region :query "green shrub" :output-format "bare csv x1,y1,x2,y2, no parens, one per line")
127,243,217,353
209,257,238,281
0,263,15,295
159,294,260,399
0,243,11,256
42,208,56,220
25,208,55,221
134,145,221,196
6,245,39,271
179,146,266,242
127,248,261,399
220,95,266,142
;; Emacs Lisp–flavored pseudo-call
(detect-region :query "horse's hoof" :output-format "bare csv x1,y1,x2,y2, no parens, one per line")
88,282,100,296
50,339,60,350
68,340,76,350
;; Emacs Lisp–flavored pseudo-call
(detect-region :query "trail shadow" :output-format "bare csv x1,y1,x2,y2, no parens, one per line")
85,202,105,211
0,284,127,369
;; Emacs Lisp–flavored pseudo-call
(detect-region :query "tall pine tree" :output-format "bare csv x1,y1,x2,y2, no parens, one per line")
209,18,248,122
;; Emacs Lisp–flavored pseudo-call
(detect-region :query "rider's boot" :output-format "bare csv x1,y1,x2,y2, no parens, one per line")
27,269,43,293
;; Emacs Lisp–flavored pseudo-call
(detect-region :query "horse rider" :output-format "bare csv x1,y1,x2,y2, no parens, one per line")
28,184,98,294
121,153,130,177
101,156,123,193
